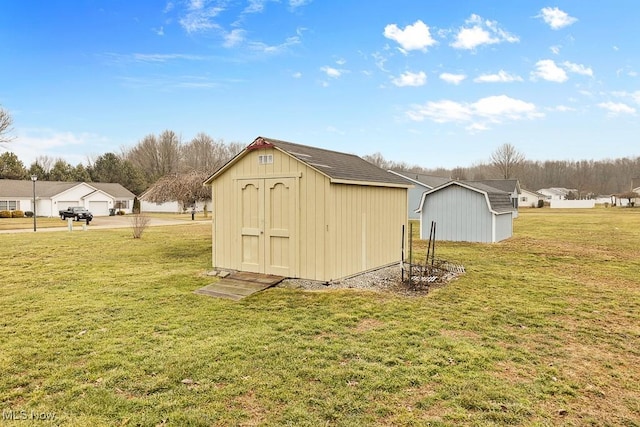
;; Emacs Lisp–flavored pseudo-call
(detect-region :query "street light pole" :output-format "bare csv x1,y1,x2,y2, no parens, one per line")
31,175,37,232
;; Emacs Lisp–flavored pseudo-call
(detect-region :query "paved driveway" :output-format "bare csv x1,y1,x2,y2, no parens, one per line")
0,215,209,234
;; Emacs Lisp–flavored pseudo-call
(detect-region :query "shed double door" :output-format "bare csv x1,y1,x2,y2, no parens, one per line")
239,178,297,276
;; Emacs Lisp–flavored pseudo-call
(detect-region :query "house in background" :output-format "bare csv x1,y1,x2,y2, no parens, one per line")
0,179,135,216
205,136,410,282
387,171,449,219
416,180,516,243
519,188,545,208
537,187,577,201
139,196,210,214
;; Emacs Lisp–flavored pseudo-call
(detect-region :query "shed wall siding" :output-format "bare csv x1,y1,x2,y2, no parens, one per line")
327,184,407,280
494,213,513,242
420,186,492,243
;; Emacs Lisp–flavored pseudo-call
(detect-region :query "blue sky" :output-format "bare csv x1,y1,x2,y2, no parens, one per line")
1,0,639,169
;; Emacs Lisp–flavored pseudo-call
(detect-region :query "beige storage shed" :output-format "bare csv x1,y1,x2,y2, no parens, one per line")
204,136,410,282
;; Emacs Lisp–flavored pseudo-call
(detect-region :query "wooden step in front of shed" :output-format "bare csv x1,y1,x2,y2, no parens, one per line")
195,272,285,300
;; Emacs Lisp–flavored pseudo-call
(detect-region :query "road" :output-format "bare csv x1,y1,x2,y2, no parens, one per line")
0,215,209,234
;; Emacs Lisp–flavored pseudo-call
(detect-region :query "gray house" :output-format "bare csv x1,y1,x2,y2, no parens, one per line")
416,180,516,243
387,171,449,219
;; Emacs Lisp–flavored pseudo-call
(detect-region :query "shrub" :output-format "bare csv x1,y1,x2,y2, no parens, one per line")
117,210,125,215
130,213,150,239
11,210,24,218
0,210,11,218
24,211,34,217
537,199,544,208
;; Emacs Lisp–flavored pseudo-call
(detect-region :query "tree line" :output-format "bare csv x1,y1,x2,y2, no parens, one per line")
0,130,243,195
364,144,640,196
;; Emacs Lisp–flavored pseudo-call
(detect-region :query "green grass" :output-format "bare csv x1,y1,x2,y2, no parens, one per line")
1,209,639,426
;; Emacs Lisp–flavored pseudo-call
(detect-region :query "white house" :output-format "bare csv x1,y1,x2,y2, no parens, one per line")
416,181,516,243
387,171,449,219
537,187,577,201
0,179,135,217
519,188,545,208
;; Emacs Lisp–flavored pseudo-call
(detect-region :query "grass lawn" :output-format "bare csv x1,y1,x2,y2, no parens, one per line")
1,209,638,426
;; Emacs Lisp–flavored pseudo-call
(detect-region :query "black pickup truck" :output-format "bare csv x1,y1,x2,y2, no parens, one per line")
59,206,93,222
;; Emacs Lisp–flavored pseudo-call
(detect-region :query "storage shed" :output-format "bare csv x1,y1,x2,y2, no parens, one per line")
416,180,515,243
204,136,410,282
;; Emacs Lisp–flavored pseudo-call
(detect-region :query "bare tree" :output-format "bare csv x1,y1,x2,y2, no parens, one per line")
126,131,181,182
141,171,210,210
181,133,241,173
490,143,525,179
0,105,14,144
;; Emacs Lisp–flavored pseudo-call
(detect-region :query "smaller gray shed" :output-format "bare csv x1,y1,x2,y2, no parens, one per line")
416,180,515,243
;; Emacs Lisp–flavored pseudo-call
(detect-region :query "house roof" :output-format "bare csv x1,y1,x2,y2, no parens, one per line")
464,179,520,194
416,180,515,215
0,179,135,199
537,187,577,197
520,188,545,197
207,136,411,187
388,170,449,189
90,182,136,198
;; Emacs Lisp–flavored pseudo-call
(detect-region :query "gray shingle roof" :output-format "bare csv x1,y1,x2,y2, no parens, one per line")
0,179,135,198
465,179,520,194
462,181,515,213
211,137,410,187
389,170,449,189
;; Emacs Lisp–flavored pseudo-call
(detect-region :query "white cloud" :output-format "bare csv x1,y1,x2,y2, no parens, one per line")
371,52,388,72
439,73,466,85
289,0,310,8
179,1,225,33
611,90,640,104
451,14,518,50
223,29,246,47
598,102,636,115
321,66,342,78
407,99,472,123
550,45,561,55
392,71,427,87
10,129,105,166
248,35,301,54
531,59,568,82
538,7,577,30
153,26,165,36
383,20,436,52
292,71,302,78
244,0,269,14
474,70,523,83
164,2,175,13
563,61,593,77
406,95,542,131
473,95,542,121
128,53,205,63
